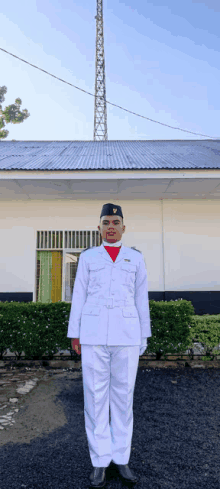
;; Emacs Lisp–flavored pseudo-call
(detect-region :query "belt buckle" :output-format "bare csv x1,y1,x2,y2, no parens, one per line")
107,297,114,309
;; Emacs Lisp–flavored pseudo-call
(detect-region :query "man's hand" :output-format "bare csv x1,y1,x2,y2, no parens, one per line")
71,338,81,355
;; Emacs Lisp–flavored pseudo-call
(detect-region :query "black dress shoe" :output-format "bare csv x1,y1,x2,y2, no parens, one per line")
116,464,138,483
89,467,106,487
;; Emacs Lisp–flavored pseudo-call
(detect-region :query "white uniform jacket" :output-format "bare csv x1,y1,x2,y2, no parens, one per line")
67,243,152,345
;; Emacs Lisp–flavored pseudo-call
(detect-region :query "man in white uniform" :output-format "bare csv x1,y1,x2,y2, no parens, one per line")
67,203,151,488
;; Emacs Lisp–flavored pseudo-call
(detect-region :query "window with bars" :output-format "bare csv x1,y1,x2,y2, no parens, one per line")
36,230,102,303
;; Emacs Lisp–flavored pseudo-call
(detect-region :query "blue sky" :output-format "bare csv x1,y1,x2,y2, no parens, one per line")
0,0,219,140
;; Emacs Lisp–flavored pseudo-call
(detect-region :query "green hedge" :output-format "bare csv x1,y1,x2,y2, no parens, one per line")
148,299,220,360
0,301,72,361
0,299,219,361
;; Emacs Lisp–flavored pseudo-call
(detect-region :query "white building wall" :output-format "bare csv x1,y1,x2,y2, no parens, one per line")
164,201,220,290
0,199,220,296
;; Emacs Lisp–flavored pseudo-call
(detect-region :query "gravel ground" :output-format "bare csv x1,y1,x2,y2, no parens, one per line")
0,366,220,489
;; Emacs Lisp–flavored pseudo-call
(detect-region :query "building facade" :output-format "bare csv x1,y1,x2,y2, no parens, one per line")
0,140,220,316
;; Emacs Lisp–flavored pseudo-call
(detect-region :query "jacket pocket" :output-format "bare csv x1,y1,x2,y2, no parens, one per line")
122,307,138,318
89,263,106,285
82,305,101,316
120,264,136,285
89,263,106,272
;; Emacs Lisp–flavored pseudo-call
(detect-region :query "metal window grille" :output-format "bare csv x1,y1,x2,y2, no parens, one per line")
36,230,102,250
36,230,102,302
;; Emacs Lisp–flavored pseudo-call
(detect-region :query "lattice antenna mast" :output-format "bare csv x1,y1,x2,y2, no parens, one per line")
93,0,108,140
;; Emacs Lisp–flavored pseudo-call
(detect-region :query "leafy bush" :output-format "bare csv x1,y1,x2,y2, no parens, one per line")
0,299,219,361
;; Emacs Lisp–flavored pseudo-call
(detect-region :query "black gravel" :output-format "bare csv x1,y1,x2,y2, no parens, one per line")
1,367,220,489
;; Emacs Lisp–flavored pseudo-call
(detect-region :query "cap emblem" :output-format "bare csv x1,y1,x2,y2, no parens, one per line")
113,208,117,213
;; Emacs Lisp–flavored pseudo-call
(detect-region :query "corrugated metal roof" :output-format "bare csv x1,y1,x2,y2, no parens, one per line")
0,140,220,170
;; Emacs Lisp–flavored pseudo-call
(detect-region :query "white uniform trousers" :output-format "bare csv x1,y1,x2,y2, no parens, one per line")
81,345,140,468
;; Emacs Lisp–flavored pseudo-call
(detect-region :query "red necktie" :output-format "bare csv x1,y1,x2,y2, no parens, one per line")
104,246,121,262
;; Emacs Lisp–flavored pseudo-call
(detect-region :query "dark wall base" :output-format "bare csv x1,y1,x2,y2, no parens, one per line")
149,291,220,316
0,292,33,303
0,291,219,316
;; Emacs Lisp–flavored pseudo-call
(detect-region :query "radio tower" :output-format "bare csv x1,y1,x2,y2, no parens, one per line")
93,0,108,140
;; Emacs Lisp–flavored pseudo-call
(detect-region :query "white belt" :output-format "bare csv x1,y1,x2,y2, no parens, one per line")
86,297,135,309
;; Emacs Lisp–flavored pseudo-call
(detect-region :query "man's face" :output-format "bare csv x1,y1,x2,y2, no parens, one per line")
98,215,125,243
